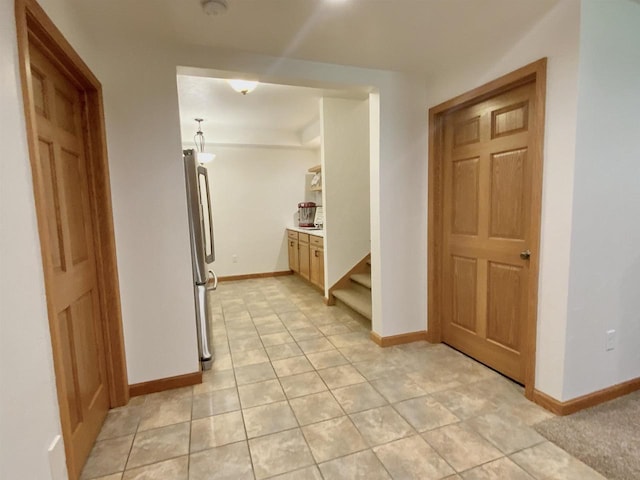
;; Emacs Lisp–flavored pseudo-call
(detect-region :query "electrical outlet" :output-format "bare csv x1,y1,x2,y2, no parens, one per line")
606,329,616,351
232,254,238,263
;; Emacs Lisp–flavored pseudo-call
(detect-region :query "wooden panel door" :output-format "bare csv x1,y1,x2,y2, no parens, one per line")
29,42,110,477
442,82,536,383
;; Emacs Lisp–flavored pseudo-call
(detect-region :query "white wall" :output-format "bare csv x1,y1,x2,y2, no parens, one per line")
0,1,65,478
321,97,371,291
425,0,581,399
203,146,317,277
563,0,640,399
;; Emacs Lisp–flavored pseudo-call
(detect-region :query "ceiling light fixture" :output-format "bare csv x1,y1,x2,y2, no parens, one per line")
201,0,228,16
227,79,259,95
193,118,216,163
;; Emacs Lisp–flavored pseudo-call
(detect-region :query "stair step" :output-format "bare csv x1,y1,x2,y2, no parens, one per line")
333,284,372,320
350,273,371,289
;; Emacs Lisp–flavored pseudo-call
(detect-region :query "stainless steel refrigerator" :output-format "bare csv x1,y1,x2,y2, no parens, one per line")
183,149,216,370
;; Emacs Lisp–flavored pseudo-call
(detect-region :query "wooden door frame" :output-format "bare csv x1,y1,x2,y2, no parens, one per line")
15,0,128,419
426,59,547,399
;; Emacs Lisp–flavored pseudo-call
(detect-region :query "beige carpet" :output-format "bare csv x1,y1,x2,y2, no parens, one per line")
534,391,640,480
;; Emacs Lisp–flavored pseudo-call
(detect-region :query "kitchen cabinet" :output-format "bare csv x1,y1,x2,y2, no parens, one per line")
287,229,324,290
287,230,299,272
298,233,310,281
309,236,324,289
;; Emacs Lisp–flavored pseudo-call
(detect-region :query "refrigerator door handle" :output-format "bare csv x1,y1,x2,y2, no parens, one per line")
207,270,218,291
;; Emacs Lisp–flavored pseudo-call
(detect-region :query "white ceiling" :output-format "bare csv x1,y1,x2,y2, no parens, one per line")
70,0,560,148
176,76,367,148
71,0,558,76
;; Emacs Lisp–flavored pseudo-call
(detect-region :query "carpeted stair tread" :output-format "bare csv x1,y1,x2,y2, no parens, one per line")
350,273,371,289
333,284,372,320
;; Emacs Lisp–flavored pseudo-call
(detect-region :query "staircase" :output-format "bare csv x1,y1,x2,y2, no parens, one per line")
332,257,372,321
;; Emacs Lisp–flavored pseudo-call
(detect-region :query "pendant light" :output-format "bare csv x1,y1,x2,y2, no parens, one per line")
193,118,215,163
227,79,259,95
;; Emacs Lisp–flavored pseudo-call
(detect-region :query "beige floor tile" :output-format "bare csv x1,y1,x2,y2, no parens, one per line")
339,343,385,363
332,382,388,413
394,395,460,432
191,386,240,419
465,411,545,454
121,456,188,480
302,416,368,463
92,474,122,480
190,411,246,452
81,435,134,479
272,356,314,377
461,457,535,480
289,391,344,425
194,370,236,395
350,406,415,446
306,349,349,369
189,441,254,480
265,342,303,361
97,407,141,441
353,360,404,381
126,423,190,469
211,353,233,372
231,348,269,368
279,371,328,398
144,386,193,404
297,337,335,354
430,384,499,420
234,362,276,386
268,465,323,479
237,378,285,408
249,429,315,479
319,450,391,480
318,364,366,389
422,423,503,472
370,375,427,403
242,400,298,438
254,320,287,335
510,441,606,480
289,326,323,341
373,435,455,480
229,336,263,354
260,331,294,347
327,331,370,348
137,398,192,432
318,323,352,336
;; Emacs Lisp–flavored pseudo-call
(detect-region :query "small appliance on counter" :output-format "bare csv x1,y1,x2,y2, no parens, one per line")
298,202,317,227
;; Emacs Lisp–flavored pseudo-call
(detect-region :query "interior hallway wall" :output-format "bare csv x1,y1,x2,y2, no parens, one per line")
425,0,581,400
202,146,317,277
563,0,640,399
321,97,371,292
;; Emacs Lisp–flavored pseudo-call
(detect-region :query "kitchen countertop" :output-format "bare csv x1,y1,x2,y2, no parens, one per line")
287,226,325,237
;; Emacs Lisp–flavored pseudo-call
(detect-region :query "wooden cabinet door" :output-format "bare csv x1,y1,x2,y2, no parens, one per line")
288,237,299,272
442,82,537,383
310,245,324,289
29,42,110,477
299,239,310,280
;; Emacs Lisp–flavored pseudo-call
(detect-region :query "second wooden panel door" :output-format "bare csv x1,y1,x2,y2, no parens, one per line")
29,41,110,478
442,82,537,383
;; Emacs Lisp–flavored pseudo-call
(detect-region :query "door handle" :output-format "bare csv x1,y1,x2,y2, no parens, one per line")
520,249,531,260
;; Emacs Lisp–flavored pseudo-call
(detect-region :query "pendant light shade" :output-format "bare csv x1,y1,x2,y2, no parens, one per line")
194,118,216,163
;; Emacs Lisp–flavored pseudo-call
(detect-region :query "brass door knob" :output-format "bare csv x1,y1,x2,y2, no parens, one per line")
520,249,531,260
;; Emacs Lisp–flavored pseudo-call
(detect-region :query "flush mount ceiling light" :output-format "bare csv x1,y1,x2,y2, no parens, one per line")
227,79,259,95
201,0,228,16
193,118,216,163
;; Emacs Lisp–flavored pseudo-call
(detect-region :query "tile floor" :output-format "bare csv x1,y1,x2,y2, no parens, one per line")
82,276,606,480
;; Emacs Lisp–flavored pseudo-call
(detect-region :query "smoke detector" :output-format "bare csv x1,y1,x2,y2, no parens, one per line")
201,0,228,16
